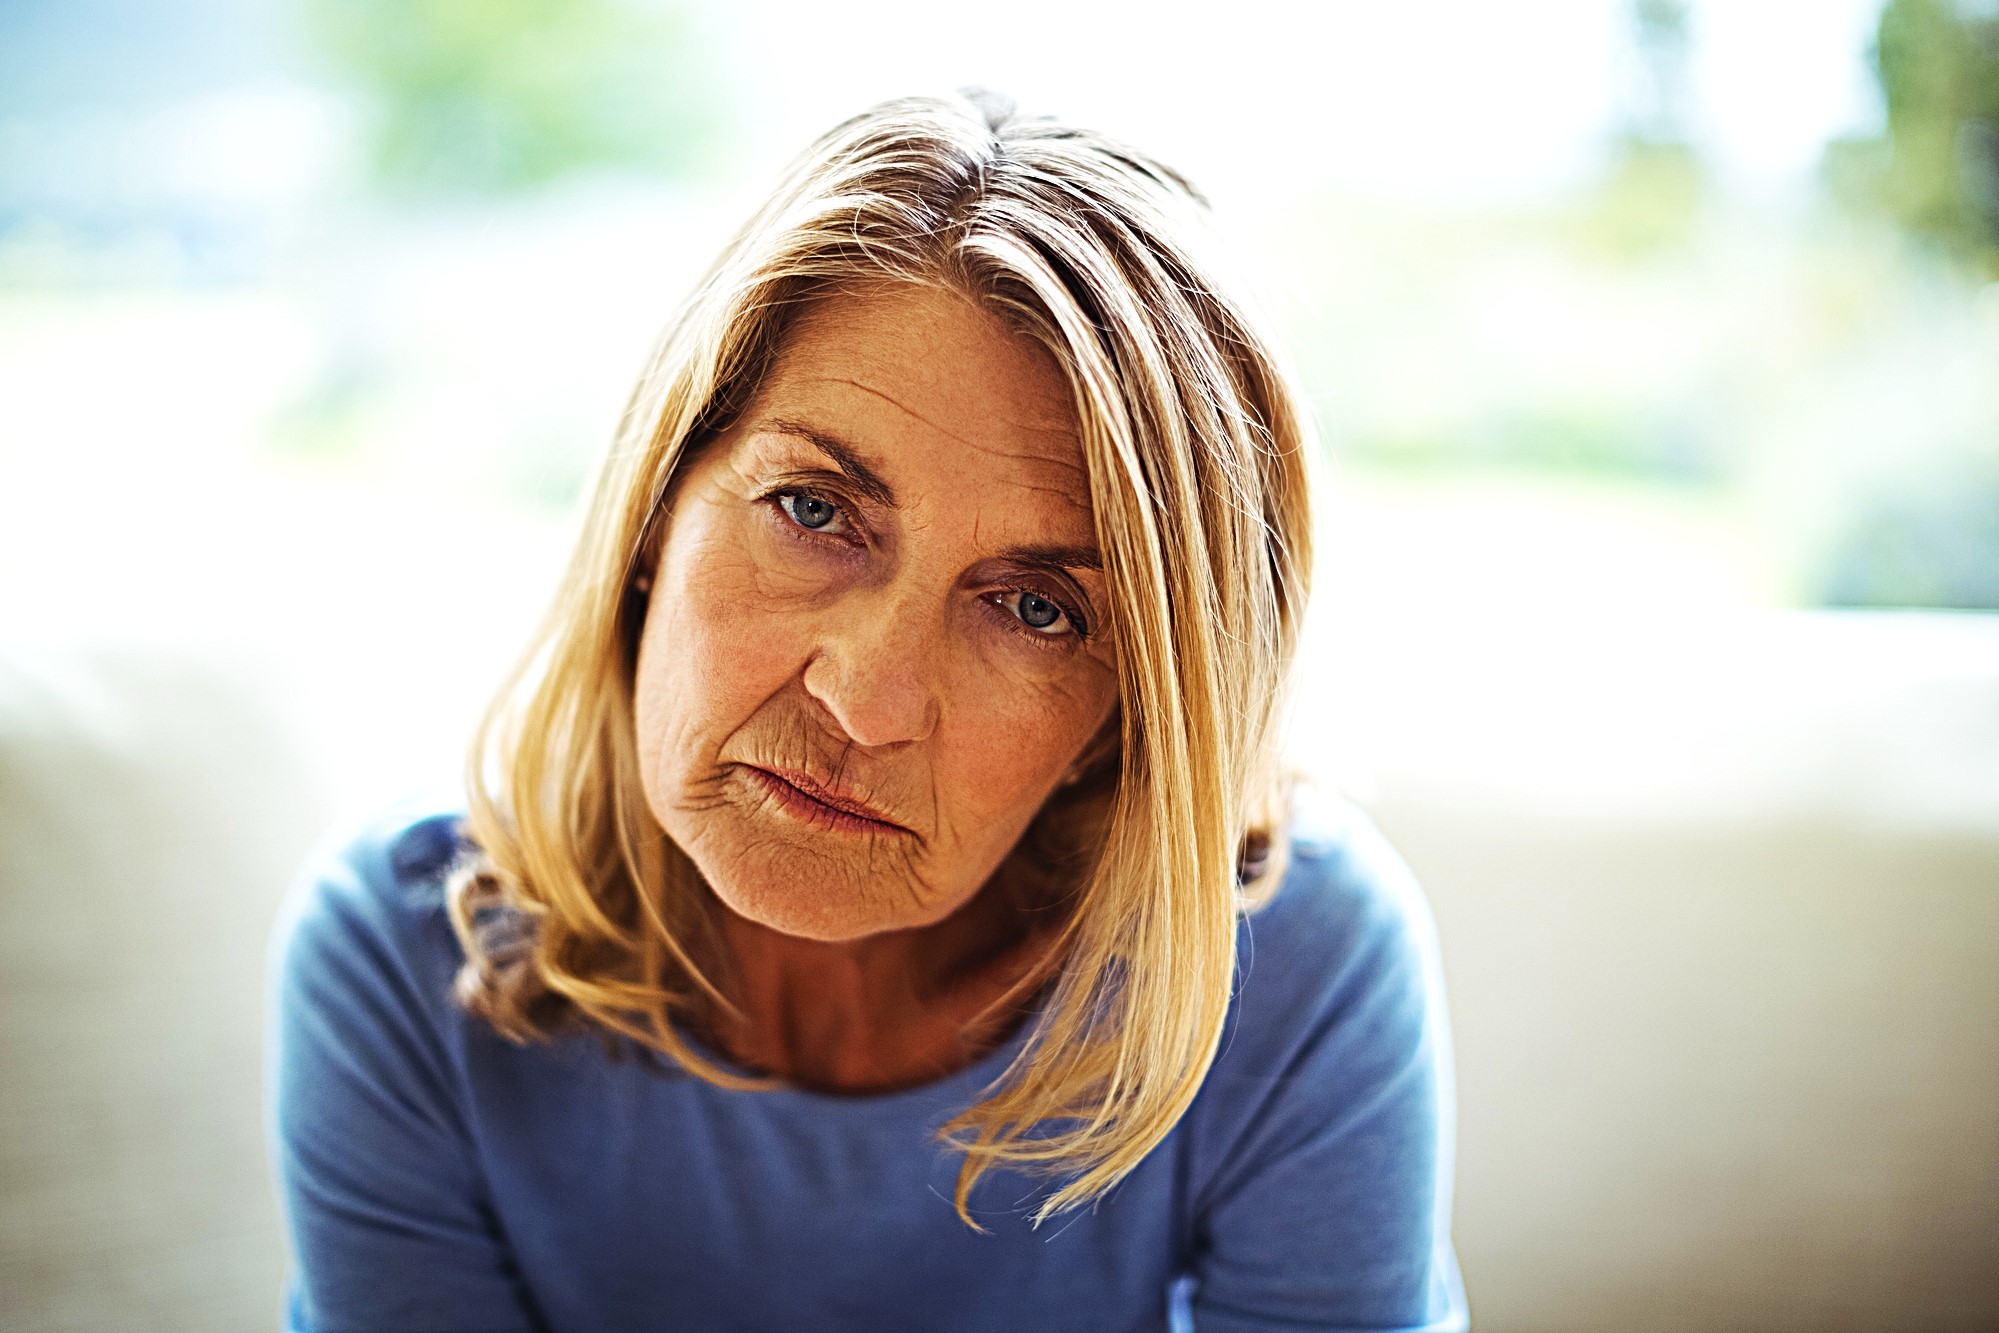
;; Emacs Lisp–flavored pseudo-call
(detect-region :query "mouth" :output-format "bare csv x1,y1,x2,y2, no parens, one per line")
741,765,912,838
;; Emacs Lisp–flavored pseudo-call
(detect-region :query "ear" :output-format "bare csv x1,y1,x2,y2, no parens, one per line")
628,498,672,601
619,516,669,672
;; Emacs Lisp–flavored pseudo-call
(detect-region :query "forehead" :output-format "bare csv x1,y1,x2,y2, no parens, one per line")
744,284,1092,516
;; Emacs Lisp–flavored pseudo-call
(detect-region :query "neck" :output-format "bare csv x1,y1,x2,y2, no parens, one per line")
705,863,1061,1095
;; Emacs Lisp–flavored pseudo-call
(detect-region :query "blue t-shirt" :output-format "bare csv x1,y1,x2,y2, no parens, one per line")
265,793,1468,1333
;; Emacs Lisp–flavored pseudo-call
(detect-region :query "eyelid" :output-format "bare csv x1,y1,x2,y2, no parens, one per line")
764,466,879,512
992,585,1090,644
764,485,862,543
1002,571,1094,637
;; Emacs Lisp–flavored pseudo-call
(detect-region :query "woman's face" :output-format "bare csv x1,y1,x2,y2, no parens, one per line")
632,284,1120,942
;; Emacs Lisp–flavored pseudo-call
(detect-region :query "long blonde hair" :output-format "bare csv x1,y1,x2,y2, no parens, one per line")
447,89,1316,1229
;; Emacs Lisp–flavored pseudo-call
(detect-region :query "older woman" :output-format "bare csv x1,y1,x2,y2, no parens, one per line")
268,91,1467,1333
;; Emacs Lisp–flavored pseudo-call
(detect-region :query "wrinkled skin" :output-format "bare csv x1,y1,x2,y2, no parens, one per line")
632,284,1120,1091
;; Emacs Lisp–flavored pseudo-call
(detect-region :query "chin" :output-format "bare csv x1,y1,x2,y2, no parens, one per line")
698,828,951,942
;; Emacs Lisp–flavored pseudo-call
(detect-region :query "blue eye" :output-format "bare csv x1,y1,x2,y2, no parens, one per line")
996,589,1080,639
779,492,839,530
1018,592,1060,629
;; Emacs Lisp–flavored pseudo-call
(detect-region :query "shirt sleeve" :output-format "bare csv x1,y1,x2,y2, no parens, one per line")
1182,814,1469,1333
264,813,548,1333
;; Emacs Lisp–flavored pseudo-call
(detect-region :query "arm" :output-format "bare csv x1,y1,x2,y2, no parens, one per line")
265,818,547,1333
1184,828,1468,1333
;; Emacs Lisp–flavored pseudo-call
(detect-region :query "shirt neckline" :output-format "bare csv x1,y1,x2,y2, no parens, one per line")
665,996,1047,1119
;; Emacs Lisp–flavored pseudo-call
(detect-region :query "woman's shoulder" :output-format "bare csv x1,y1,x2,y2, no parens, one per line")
266,789,475,1028
1246,784,1442,984
1183,785,1456,1243
1209,782,1451,1086
1182,791,1464,1328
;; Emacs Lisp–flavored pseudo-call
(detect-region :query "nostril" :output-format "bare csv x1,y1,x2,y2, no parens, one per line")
798,642,939,750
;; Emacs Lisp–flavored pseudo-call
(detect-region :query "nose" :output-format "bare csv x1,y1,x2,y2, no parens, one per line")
799,590,942,749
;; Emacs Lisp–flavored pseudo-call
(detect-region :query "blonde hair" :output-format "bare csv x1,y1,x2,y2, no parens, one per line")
448,89,1316,1229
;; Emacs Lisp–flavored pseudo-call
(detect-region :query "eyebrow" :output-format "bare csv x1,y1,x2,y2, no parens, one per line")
762,418,898,508
999,543,1103,574
760,417,1104,574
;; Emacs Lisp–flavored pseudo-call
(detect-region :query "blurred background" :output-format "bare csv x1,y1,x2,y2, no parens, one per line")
1,1,1994,1330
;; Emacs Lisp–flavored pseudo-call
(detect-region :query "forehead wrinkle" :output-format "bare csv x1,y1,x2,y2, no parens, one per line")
821,375,1083,469
768,368,1093,518
1009,476,1097,524
815,375,973,451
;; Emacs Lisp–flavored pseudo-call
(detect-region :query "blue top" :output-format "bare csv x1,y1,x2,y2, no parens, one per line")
264,793,1468,1333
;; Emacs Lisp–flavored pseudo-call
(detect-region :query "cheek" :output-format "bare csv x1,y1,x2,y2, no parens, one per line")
632,513,821,786
931,653,1117,834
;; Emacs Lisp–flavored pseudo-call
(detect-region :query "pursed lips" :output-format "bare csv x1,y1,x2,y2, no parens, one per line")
742,764,913,836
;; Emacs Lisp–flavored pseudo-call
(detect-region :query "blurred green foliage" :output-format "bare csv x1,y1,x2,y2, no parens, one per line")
1811,0,1999,611
1318,1,1717,482
1818,455,1999,610
305,0,721,197
1824,0,1999,276
1581,138,1704,259
1580,0,1703,258
1625,0,1694,148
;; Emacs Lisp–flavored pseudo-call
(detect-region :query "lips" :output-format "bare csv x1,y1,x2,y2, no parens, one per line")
743,765,911,835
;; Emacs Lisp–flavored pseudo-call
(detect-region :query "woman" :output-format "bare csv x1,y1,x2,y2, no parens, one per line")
268,90,1468,1333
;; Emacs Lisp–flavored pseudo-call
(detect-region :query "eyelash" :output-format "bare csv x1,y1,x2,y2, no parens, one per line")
762,487,1090,647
